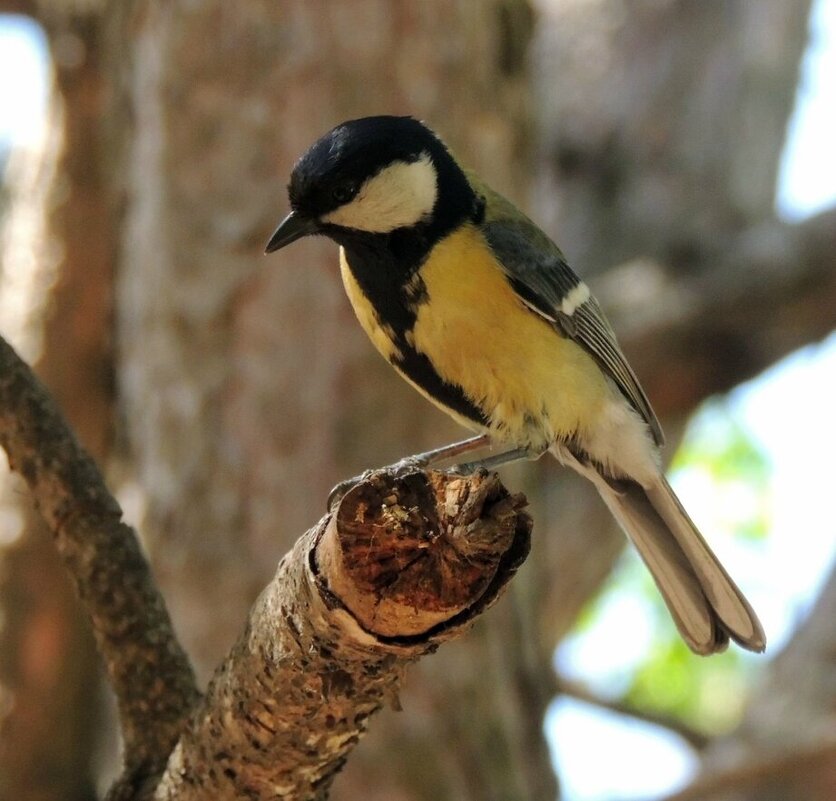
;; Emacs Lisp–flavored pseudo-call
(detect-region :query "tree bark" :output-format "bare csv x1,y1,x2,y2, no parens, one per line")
154,471,530,800
0,334,199,792
665,740,836,801
534,0,813,271
0,329,531,800
0,2,133,796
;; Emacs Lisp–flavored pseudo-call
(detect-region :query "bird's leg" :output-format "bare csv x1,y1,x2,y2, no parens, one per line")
327,434,490,510
450,443,548,475
390,433,491,472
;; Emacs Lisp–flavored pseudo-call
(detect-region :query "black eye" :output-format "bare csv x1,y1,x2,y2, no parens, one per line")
332,182,357,204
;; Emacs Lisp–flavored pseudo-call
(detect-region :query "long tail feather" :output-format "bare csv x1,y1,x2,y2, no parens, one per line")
560,450,766,655
645,476,764,650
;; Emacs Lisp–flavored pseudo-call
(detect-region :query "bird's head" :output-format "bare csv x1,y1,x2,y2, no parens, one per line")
265,116,475,253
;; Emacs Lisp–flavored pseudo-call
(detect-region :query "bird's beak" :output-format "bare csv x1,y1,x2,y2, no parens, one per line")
264,211,320,253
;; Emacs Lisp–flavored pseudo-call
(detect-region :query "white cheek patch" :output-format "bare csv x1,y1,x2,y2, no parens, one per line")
322,151,438,233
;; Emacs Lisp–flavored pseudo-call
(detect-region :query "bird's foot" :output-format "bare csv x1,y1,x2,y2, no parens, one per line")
447,461,478,477
449,443,547,476
326,436,493,511
326,457,430,511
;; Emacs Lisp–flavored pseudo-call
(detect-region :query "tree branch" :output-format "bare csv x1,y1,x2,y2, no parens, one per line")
0,335,199,787
153,470,531,800
553,675,710,751
604,207,836,417
0,332,532,800
0,0,35,15
662,739,836,801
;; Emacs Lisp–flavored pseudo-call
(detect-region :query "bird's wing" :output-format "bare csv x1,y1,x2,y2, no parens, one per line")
477,186,664,446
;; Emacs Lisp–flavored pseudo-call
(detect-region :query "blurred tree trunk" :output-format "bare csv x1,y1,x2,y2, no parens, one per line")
0,4,133,798
0,1,833,800
116,2,555,800
533,0,821,409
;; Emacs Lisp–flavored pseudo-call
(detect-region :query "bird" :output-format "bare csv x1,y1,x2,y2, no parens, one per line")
265,115,765,656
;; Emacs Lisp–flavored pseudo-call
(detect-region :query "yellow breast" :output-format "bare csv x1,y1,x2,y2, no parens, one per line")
340,225,611,447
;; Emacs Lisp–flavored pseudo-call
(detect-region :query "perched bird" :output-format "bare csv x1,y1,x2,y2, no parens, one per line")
266,115,765,656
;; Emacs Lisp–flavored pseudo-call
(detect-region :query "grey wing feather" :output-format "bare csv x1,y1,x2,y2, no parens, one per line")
481,214,665,446
572,299,663,445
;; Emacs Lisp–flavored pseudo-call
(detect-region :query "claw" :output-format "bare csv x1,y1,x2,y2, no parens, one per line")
390,456,427,476
447,462,474,477
328,471,368,510
327,479,355,511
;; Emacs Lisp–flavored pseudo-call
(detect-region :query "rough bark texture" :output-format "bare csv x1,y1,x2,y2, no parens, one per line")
0,334,199,791
0,328,532,800
0,4,129,797
154,471,530,800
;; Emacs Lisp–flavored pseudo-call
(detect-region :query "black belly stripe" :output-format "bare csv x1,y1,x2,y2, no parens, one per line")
337,228,488,428
392,345,489,427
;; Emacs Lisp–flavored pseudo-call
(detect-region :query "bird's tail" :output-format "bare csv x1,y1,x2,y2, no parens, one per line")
565,455,765,655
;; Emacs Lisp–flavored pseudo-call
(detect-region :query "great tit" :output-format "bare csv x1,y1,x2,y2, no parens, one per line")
266,115,765,656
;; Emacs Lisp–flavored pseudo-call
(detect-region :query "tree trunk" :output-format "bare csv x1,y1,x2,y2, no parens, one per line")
0,3,130,796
